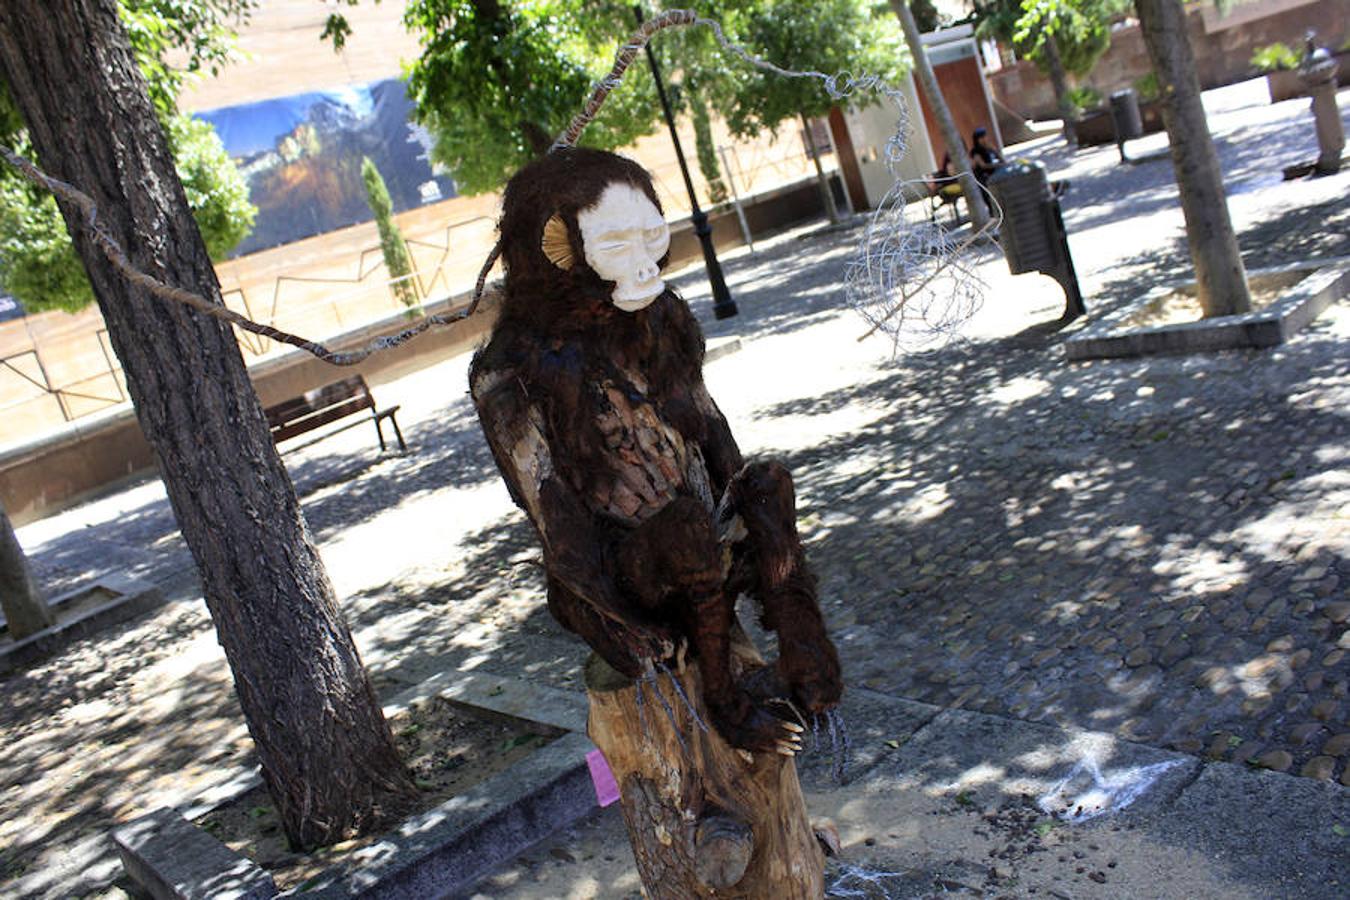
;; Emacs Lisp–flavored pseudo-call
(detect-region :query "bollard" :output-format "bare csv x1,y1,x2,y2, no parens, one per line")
1109,89,1143,164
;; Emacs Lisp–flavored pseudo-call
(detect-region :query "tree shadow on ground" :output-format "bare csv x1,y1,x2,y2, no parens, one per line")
1084,193,1350,322
750,305,1346,777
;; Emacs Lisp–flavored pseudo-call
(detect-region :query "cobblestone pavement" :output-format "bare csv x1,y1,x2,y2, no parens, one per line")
3,79,1348,895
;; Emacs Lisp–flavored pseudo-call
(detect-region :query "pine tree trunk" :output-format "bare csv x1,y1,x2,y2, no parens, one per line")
1134,0,1251,317
0,501,52,640
1041,33,1077,145
888,0,991,229
0,0,414,849
586,650,824,898
801,113,841,225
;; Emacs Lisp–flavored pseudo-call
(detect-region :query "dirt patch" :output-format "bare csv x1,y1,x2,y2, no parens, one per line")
1122,276,1299,330
196,696,562,892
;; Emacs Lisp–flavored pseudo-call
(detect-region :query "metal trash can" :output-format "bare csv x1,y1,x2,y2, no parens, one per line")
1110,89,1143,142
987,161,1085,319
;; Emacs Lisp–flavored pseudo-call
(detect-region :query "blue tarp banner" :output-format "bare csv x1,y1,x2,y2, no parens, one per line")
197,78,457,257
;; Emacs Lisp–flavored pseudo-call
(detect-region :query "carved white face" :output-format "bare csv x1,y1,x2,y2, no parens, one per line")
576,182,671,311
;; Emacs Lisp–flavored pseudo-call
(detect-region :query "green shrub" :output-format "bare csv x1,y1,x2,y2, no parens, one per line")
1250,42,1299,72
1134,71,1161,103
1066,85,1104,113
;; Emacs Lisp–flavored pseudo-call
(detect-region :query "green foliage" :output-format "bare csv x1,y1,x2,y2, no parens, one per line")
360,156,421,313
0,0,257,314
0,142,91,314
1065,84,1102,112
687,85,729,205
402,0,661,196
1250,42,1299,73
974,0,1125,78
1011,0,1117,77
167,114,257,260
1133,70,1160,103
119,0,260,116
712,0,907,139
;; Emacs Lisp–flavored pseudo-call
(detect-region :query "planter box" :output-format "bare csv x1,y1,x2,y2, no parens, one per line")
113,671,600,900
1266,69,1305,103
1065,260,1348,361
1074,100,1167,147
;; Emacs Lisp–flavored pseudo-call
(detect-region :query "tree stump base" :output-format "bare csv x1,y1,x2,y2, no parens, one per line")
585,651,824,898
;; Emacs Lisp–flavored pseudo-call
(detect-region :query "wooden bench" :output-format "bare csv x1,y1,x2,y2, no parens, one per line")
264,375,406,454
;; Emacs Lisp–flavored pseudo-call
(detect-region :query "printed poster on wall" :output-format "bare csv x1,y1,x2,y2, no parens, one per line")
197,78,457,257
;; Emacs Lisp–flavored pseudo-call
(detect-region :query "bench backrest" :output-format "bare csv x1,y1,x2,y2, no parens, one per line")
265,375,375,443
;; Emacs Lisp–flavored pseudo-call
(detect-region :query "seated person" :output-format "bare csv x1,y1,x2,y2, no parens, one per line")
970,126,1004,185
928,152,963,213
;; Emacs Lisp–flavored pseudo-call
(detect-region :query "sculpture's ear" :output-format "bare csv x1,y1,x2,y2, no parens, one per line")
541,214,575,270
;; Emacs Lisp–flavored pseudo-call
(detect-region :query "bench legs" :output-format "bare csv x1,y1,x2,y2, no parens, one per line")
374,410,407,454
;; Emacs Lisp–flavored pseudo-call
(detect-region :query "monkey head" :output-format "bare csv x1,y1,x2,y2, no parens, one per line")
498,148,672,321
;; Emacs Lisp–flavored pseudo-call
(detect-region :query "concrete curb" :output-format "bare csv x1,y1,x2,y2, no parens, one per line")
1065,258,1349,360
0,573,162,675
114,807,277,900
115,671,600,900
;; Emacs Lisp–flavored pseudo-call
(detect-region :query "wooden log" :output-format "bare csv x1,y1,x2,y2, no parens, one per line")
585,650,824,899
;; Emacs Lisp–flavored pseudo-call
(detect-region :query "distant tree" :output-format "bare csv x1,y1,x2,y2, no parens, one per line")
361,156,421,314
0,0,256,314
401,0,661,195
974,0,1126,141
713,0,904,223
1134,0,1250,316
0,501,52,641
888,0,991,228
685,81,729,204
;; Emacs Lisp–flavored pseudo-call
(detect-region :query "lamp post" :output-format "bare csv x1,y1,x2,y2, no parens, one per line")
634,6,737,319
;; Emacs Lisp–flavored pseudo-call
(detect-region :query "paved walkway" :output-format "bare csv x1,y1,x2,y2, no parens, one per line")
2,78,1348,897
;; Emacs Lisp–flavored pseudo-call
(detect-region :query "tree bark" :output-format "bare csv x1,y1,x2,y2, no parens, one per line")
888,0,991,229
1041,32,1077,146
0,0,414,849
1134,0,1251,317
0,501,52,640
801,113,841,224
586,649,824,899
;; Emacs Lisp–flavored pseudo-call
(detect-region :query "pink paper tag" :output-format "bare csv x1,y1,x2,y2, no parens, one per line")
586,748,620,807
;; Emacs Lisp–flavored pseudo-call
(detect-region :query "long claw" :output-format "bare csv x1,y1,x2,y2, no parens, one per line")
782,721,806,734
776,742,798,756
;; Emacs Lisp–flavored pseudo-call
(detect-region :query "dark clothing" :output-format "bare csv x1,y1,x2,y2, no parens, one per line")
971,142,1003,185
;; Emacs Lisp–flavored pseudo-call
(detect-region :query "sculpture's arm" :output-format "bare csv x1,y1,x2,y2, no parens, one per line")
691,380,744,498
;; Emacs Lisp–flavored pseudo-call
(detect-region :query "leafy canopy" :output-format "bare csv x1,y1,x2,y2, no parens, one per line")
0,0,258,314
974,0,1128,78
708,0,908,138
402,0,662,196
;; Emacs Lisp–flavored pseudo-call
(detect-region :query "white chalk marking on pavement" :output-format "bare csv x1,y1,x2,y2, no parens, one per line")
1038,757,1184,822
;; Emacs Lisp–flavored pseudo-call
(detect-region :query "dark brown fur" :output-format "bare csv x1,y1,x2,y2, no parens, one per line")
471,148,840,751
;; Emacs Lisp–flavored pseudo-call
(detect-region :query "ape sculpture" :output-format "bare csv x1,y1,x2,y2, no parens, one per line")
471,148,841,753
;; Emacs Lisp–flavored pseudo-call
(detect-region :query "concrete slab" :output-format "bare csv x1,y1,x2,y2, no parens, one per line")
120,673,600,900
113,807,277,900
1152,762,1350,898
873,706,1201,825
459,695,1350,900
